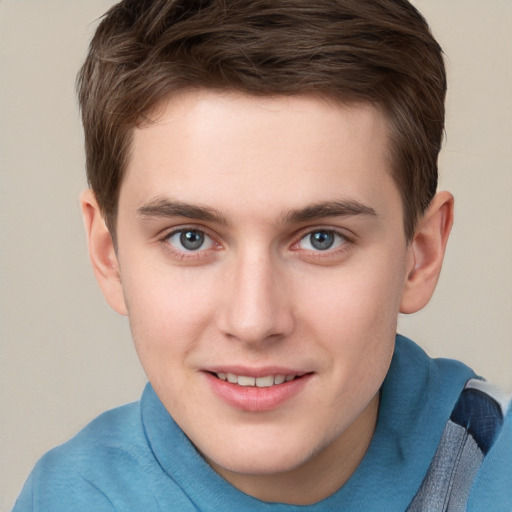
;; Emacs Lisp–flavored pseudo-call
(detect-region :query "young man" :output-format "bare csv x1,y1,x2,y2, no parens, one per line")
13,0,511,510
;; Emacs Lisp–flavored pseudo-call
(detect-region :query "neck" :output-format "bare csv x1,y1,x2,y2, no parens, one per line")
210,393,379,505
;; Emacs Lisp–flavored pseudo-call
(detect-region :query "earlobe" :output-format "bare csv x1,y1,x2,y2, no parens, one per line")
80,189,128,316
400,191,454,314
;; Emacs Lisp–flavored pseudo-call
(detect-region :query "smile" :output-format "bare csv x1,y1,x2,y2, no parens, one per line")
206,370,312,412
215,372,298,387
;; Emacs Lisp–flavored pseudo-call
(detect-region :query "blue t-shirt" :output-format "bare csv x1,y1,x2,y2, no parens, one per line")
12,335,512,511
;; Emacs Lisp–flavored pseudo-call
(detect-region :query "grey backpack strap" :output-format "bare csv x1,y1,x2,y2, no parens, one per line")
407,378,508,512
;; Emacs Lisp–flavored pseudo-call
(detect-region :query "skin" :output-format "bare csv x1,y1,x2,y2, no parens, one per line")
81,90,453,505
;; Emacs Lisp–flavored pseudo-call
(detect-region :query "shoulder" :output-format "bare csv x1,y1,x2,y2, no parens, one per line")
42,399,145,470
407,376,512,512
467,388,512,511
13,387,207,512
12,400,156,511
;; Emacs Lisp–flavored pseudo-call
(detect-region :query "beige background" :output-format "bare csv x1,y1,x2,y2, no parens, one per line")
1,1,511,510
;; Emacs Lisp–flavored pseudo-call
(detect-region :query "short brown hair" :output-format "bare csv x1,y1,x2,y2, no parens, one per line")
77,0,446,241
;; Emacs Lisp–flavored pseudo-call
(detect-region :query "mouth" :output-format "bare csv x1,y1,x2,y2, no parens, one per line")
211,372,301,387
205,370,312,412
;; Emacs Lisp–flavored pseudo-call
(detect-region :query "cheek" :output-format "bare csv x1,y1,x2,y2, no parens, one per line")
304,256,405,337
300,251,406,385
121,264,218,359
122,267,220,412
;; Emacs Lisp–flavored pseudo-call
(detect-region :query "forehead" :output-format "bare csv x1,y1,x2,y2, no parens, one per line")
121,90,399,222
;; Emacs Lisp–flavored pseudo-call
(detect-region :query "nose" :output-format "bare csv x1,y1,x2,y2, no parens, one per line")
216,249,294,346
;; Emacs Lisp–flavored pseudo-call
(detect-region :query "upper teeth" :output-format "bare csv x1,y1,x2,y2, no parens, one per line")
216,373,296,387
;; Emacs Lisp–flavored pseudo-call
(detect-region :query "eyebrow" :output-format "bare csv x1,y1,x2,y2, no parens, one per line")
137,197,377,225
282,199,377,223
137,198,229,224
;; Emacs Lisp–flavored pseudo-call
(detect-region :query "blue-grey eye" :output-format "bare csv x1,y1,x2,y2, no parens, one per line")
298,230,345,251
310,231,334,250
166,229,213,251
180,230,204,250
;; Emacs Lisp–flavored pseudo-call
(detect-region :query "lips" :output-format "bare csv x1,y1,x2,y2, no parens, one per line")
204,368,312,412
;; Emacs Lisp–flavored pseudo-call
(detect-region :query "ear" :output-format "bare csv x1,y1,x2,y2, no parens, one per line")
400,191,454,314
80,189,128,316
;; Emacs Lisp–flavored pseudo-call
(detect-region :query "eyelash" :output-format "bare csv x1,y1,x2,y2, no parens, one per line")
159,226,353,261
300,230,346,247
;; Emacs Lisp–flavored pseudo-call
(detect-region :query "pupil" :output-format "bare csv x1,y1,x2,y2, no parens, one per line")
310,231,334,250
180,230,204,250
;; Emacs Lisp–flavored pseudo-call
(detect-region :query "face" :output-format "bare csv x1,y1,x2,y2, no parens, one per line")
115,91,412,490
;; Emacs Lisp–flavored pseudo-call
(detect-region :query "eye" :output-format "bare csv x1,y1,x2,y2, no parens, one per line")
297,230,346,251
165,229,214,252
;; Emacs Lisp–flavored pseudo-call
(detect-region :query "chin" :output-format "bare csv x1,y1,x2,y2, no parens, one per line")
203,432,323,477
